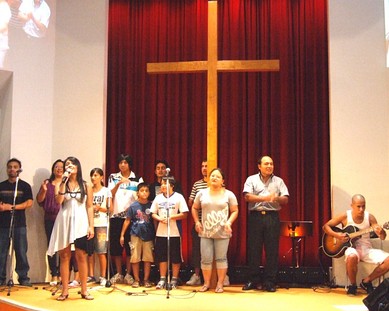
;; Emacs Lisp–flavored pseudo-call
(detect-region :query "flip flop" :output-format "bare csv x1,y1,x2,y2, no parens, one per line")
215,287,224,293
199,285,210,292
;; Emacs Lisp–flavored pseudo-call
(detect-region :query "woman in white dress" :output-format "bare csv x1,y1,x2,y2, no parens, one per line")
48,156,94,301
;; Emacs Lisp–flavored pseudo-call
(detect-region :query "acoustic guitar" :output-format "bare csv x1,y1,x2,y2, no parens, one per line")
322,222,389,258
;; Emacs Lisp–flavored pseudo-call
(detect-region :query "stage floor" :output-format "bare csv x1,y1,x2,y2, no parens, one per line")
0,283,370,311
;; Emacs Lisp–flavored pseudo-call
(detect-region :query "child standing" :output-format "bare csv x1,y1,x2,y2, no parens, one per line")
89,168,112,286
150,178,189,289
108,154,142,285
120,183,155,288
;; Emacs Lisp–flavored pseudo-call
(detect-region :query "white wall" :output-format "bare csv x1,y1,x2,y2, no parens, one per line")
0,70,13,174
52,0,107,165
47,0,107,282
0,0,57,282
1,1,107,282
329,0,389,285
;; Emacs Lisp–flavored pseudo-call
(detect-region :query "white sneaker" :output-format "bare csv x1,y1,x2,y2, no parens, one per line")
186,273,201,286
99,277,107,286
110,273,124,284
223,275,230,286
170,278,178,289
124,273,134,285
49,276,59,286
156,279,166,289
86,276,96,283
68,280,80,288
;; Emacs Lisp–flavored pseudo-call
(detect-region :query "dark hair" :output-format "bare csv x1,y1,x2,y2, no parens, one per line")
117,153,132,166
161,177,176,188
257,155,272,165
154,159,170,168
90,167,104,186
137,182,150,191
7,158,22,168
49,159,63,182
210,168,226,187
64,156,86,201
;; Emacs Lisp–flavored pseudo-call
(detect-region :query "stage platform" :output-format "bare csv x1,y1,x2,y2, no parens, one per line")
0,283,370,311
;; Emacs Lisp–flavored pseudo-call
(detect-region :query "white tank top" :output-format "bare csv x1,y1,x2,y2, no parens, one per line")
346,210,371,239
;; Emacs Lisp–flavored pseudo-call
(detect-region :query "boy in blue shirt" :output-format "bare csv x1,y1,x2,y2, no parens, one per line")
120,183,155,288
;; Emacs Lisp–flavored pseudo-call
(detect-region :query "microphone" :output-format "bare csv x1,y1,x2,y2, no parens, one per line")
165,168,171,176
16,168,23,174
62,167,73,183
106,197,111,215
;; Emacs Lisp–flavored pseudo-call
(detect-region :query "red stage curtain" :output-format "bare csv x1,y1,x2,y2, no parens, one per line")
107,0,331,268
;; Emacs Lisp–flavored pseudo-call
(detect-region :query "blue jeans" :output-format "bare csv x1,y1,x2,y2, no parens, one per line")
0,227,30,282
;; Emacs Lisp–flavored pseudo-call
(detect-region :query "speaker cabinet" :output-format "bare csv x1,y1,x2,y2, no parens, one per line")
363,278,389,311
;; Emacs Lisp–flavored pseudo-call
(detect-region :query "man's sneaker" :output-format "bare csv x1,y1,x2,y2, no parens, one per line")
156,279,166,289
360,280,374,294
19,279,32,287
347,284,357,296
186,273,201,286
68,280,80,288
99,277,107,286
110,273,124,284
87,276,96,283
124,273,134,285
50,276,59,286
170,279,178,290
223,274,230,286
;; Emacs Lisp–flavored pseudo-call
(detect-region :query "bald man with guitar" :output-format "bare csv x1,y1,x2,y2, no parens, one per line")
322,194,389,296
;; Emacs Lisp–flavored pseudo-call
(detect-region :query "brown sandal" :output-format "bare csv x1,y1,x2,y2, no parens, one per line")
56,294,68,301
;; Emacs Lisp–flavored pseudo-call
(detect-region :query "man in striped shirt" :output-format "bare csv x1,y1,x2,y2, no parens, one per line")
186,160,231,286
186,160,208,286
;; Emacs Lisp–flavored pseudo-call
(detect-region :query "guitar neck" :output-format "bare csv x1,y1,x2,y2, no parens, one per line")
348,227,373,239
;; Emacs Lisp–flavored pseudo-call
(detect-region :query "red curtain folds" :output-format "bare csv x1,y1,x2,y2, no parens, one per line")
107,0,331,268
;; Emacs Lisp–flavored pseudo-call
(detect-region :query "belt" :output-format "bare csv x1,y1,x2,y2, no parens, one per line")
253,210,276,215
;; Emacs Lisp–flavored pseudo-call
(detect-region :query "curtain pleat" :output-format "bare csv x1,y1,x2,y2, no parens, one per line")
107,0,330,267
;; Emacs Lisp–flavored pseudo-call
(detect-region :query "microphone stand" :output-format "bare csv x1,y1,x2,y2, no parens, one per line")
163,171,174,299
105,197,113,288
5,171,20,296
104,187,132,295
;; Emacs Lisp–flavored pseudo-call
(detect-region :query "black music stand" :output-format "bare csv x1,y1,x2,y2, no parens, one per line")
280,221,313,268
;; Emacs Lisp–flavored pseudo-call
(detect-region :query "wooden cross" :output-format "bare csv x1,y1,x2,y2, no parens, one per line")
147,0,279,172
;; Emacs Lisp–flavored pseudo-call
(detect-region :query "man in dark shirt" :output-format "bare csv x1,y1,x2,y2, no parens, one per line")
0,158,33,286
149,160,184,201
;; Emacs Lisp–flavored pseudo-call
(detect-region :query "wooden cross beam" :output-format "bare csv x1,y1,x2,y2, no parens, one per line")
147,1,279,172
